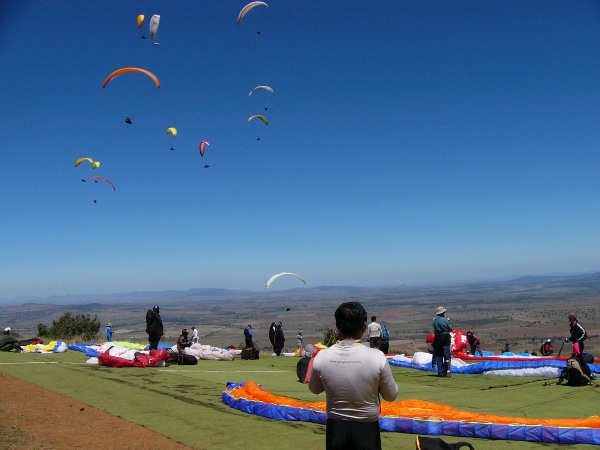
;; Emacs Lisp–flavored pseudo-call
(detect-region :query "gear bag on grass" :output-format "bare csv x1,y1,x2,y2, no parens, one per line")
241,347,259,360
416,435,474,450
176,353,198,365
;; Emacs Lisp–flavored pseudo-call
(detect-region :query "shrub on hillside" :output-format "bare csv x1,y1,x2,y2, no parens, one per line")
37,312,100,341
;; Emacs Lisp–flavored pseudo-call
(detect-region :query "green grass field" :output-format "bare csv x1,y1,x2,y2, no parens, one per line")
0,350,598,449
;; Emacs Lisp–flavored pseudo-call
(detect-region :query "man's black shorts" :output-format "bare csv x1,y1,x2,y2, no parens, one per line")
326,419,381,450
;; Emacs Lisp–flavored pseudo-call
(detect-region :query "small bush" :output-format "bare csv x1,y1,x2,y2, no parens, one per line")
37,312,100,341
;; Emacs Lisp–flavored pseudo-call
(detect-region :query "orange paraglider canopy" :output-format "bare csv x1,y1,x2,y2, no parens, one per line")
102,67,160,88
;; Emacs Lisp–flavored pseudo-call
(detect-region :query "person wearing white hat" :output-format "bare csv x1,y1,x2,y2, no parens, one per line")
0,327,21,352
432,306,452,377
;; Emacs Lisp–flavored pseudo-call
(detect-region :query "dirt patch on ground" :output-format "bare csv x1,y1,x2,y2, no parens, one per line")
0,373,194,450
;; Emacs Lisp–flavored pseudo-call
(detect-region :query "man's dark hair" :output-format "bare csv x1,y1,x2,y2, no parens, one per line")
371,315,376,322
335,302,367,337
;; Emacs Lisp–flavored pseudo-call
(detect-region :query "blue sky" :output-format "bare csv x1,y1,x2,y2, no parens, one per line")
1,1,600,300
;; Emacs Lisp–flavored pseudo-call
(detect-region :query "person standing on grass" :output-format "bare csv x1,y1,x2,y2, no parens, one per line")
145,305,164,351
244,324,254,349
274,322,285,355
433,306,452,377
106,323,113,342
566,312,587,355
308,302,398,450
367,316,382,349
191,326,199,344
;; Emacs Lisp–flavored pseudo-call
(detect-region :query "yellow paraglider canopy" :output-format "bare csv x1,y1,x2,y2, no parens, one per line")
166,127,178,137
74,157,100,169
137,14,145,28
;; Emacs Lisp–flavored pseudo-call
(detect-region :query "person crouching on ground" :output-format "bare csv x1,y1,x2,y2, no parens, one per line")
466,331,483,356
433,306,452,377
0,328,22,352
308,302,398,450
177,328,191,353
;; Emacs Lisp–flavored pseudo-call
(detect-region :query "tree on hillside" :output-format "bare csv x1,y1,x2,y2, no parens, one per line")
37,312,100,341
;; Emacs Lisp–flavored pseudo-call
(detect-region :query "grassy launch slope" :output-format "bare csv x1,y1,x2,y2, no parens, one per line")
0,350,598,450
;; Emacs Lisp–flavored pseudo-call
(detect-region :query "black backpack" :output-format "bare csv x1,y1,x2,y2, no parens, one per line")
416,435,474,450
241,347,259,360
176,353,198,365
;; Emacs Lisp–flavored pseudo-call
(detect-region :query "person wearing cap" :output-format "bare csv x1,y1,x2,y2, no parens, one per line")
565,312,587,355
540,339,553,356
145,305,164,350
244,324,254,349
432,306,452,377
106,323,113,342
0,327,21,352
308,301,398,450
177,329,191,352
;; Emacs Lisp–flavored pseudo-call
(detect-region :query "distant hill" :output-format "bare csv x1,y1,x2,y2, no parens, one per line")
3,271,600,307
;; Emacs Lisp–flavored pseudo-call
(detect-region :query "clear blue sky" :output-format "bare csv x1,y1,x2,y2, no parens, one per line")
2,1,600,300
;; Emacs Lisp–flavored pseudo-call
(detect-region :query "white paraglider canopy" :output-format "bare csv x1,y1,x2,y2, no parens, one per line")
265,272,306,290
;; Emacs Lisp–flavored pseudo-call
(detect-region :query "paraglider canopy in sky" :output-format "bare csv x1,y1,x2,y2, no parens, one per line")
166,127,177,137
237,2,268,25
248,115,268,126
87,176,116,191
149,14,160,44
265,272,306,290
102,67,160,89
199,141,210,157
137,14,145,28
74,157,100,169
249,85,274,96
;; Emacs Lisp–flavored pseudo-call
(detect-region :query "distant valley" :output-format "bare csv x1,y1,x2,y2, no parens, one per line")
2,273,598,356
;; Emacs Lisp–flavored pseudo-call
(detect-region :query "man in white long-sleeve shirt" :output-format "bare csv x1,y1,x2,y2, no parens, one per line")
308,302,398,450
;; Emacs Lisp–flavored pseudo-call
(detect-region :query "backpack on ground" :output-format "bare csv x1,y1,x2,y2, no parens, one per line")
416,435,474,450
558,355,595,386
241,347,259,360
176,353,198,365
